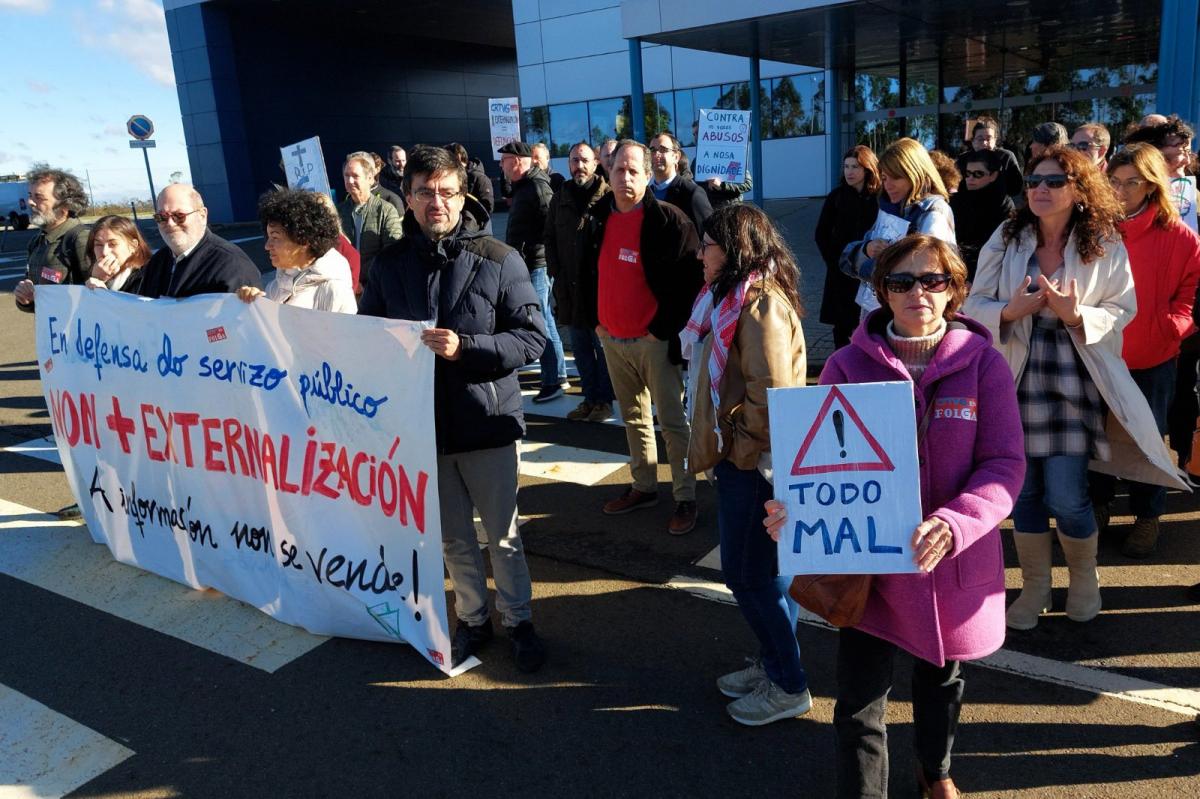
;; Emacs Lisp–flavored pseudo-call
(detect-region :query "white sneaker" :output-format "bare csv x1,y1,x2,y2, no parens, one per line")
726,680,812,727
716,658,767,698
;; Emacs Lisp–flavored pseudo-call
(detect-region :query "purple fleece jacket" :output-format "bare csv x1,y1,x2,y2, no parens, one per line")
821,312,1025,666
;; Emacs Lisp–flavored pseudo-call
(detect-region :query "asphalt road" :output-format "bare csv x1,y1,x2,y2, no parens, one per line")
1,223,1199,798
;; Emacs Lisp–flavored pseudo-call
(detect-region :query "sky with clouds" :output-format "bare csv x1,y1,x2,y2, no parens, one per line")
0,0,189,203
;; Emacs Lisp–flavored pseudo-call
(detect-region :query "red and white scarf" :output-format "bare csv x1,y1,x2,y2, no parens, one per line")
680,272,762,450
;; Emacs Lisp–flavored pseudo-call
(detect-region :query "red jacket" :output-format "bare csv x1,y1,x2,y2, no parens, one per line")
1119,209,1200,369
334,233,361,294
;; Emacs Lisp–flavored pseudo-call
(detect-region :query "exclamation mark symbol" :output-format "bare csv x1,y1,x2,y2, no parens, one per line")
833,409,846,458
411,549,421,622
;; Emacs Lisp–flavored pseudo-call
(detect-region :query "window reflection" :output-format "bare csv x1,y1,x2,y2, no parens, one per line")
548,102,588,157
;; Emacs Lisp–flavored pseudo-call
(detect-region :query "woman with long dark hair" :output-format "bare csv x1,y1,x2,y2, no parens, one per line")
815,145,880,348
84,215,152,294
681,203,808,727
965,146,1187,630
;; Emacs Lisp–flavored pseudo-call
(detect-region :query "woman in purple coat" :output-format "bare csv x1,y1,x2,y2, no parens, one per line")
765,234,1025,798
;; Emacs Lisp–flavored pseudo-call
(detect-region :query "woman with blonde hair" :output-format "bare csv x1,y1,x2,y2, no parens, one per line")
1090,143,1200,556
965,146,1188,630
84,215,153,294
841,138,956,317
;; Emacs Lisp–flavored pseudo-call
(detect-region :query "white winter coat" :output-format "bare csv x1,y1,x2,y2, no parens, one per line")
264,248,357,313
963,224,1189,490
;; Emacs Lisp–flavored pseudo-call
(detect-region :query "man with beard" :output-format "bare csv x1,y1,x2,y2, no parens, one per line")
647,132,712,236
380,146,406,195
138,184,261,299
358,145,548,672
545,141,614,422
14,166,90,312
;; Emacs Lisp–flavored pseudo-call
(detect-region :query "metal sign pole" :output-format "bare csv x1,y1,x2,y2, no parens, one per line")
142,147,157,206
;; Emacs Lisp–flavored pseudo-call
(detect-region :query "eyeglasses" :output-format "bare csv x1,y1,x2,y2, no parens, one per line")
153,209,202,225
1109,177,1147,191
964,169,992,179
699,239,719,253
1024,174,1071,190
883,272,952,294
1069,141,1101,152
649,146,677,155
412,187,464,202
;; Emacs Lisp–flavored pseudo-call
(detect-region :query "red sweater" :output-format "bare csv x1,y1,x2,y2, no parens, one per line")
597,205,657,337
335,233,361,294
1119,208,1200,369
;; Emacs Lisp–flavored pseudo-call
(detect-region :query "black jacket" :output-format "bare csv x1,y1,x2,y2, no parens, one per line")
950,180,1015,281
466,158,494,214
138,230,262,299
18,217,90,313
814,183,879,327
544,175,611,327
657,175,713,239
955,147,1024,196
357,197,547,455
505,165,553,268
579,191,703,363
379,164,405,197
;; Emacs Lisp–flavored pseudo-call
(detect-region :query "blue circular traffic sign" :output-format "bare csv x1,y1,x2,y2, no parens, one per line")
127,115,155,141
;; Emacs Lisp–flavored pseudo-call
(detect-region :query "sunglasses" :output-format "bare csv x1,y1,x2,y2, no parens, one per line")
153,209,202,225
964,169,992,179
1024,174,1071,190
883,272,952,294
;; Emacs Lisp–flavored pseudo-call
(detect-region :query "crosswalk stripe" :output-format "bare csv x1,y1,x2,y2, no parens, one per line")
520,440,626,486
0,682,134,798
666,575,1200,718
0,499,327,673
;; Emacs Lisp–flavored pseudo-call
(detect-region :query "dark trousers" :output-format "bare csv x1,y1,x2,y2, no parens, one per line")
832,318,857,350
834,627,965,799
715,459,806,693
1091,358,1176,517
1168,337,1200,466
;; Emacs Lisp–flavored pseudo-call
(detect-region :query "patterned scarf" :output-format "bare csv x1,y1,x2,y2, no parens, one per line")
680,271,762,450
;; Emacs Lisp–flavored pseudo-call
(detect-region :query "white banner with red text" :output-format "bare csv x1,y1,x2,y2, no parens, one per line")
34,286,457,673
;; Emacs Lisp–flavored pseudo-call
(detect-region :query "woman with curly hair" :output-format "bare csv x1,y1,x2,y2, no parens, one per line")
238,189,356,313
964,146,1188,630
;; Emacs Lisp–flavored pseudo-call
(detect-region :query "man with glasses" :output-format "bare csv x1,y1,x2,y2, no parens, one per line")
648,132,712,236
582,140,704,535
950,149,1015,281
138,184,260,299
359,145,548,673
14,166,90,313
1070,123,1111,170
954,116,1023,195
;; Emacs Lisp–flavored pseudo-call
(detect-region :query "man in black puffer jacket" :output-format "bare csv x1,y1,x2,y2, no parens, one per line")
359,145,548,674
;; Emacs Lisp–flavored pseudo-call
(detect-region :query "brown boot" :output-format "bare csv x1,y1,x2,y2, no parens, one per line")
1122,516,1160,559
1057,532,1101,622
1006,532,1053,630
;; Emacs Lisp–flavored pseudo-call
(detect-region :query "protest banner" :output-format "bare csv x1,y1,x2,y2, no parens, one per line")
280,136,331,196
488,97,521,158
1170,176,1197,232
34,287,459,674
768,382,922,575
694,108,751,183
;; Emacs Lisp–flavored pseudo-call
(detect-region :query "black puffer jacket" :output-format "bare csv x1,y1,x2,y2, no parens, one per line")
505,165,553,268
578,191,703,363
357,196,547,455
466,158,494,214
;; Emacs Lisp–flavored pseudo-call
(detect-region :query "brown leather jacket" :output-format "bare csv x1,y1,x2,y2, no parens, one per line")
686,282,807,474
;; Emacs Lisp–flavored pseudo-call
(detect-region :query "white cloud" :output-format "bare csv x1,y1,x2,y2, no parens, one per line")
77,0,176,87
26,79,54,93
0,0,51,11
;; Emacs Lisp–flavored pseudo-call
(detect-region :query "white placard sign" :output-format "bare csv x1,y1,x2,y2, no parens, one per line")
34,287,459,674
768,382,922,575
488,97,521,158
694,108,751,183
1170,176,1198,233
280,136,331,196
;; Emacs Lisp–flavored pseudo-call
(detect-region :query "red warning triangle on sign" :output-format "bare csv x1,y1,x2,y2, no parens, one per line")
790,386,895,475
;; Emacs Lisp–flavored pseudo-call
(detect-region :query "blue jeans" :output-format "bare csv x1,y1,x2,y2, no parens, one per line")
529,267,565,388
1013,453,1097,538
1090,358,1176,518
569,326,614,404
715,459,806,693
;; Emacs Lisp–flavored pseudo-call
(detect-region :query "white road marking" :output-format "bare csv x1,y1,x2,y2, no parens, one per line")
0,499,327,673
3,436,58,464
666,575,1200,718
0,683,134,798
519,440,626,486
696,545,721,570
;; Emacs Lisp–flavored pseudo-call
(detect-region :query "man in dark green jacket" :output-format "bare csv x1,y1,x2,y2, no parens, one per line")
338,151,402,290
14,166,90,313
